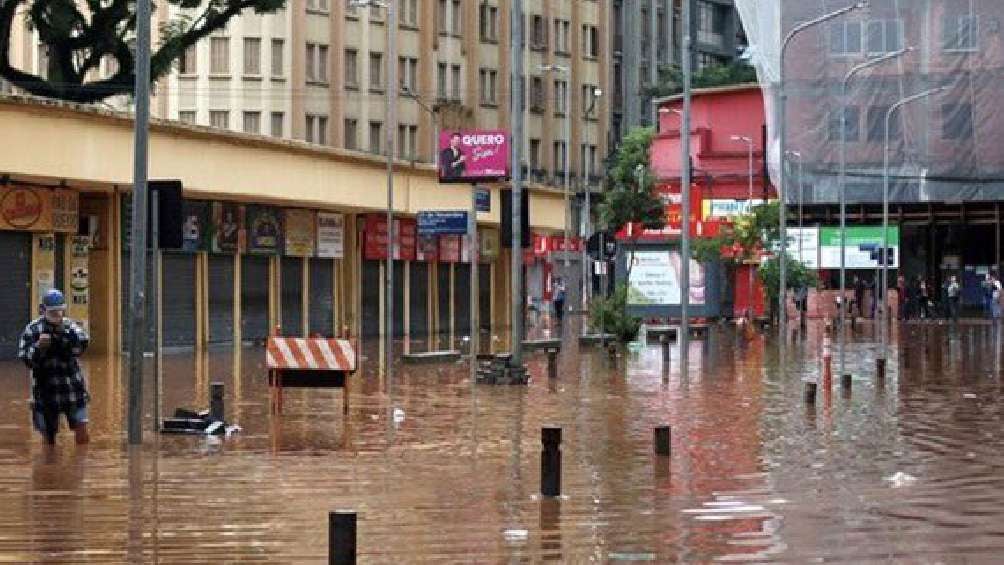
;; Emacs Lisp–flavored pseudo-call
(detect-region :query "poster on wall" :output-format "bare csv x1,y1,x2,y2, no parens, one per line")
246,205,282,255
317,212,344,258
32,233,55,310
438,129,510,183
439,235,461,262
51,189,79,233
417,235,438,262
68,236,90,332
626,251,706,306
210,202,244,253
182,200,210,252
479,228,499,261
1,186,52,232
284,208,316,257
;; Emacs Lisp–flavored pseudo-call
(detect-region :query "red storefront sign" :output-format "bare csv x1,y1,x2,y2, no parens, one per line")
543,261,553,301
439,234,462,262
548,235,584,253
363,215,417,260
532,233,549,257
417,235,438,262
616,183,705,241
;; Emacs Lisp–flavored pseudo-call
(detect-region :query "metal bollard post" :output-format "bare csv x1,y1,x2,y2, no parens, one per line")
876,357,886,379
842,373,853,390
210,382,224,422
804,381,817,404
653,426,671,456
546,348,558,380
661,335,670,369
607,342,617,367
329,511,357,565
541,427,562,497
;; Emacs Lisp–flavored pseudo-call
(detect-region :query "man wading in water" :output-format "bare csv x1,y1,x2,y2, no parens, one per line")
18,289,90,445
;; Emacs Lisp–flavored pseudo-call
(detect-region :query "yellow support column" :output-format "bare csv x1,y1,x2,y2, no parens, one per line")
233,253,242,346
403,261,411,354
302,256,310,337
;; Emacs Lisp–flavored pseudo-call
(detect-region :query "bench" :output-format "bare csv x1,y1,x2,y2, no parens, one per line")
266,337,357,415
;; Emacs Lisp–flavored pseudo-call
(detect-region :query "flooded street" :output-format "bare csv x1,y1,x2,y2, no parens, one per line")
3,320,1004,562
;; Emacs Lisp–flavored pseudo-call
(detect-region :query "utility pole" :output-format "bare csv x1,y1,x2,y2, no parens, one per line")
510,0,525,367
680,0,692,357
126,0,152,446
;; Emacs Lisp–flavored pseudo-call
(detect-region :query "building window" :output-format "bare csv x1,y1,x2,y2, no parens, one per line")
401,0,418,27
696,0,728,46
306,43,328,83
581,144,597,178
553,80,568,115
866,20,903,54
582,25,599,58
271,39,284,77
451,0,462,35
554,19,570,54
369,121,382,154
479,68,498,106
210,37,230,75
409,125,418,161
243,38,261,76
209,110,229,129
529,138,541,170
270,112,284,137
943,14,978,52
437,0,448,34
553,141,567,174
828,106,860,142
345,49,358,88
344,118,358,150
370,52,383,90
530,76,545,113
451,64,461,100
179,111,197,124
480,4,498,42
318,45,329,82
829,21,862,56
942,103,973,140
306,0,328,12
369,4,382,22
437,62,447,98
399,56,418,92
582,84,599,118
531,15,547,49
306,114,328,144
306,44,315,81
242,111,261,134
179,46,197,75
866,105,903,142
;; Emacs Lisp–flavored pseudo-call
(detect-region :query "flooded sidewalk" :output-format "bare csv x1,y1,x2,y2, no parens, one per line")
3,320,1004,562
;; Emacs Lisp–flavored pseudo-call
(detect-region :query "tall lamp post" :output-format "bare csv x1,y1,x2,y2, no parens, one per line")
582,88,603,325
880,86,947,366
731,135,755,318
540,64,572,284
785,150,803,262
837,46,910,381
778,1,867,344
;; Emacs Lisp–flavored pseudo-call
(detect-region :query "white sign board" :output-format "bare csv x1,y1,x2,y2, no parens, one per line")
786,227,819,269
317,212,344,258
626,251,706,306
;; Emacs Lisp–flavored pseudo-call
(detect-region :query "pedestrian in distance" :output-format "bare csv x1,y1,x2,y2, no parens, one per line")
993,275,1003,322
553,278,567,327
18,289,90,446
947,275,961,323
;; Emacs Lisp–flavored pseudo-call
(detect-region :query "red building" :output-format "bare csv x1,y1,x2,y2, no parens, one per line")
650,83,776,318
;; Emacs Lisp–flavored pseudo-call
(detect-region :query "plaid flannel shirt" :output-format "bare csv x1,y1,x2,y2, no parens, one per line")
18,317,90,412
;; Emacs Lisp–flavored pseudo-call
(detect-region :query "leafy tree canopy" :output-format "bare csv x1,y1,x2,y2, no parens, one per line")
645,61,758,99
0,0,285,103
597,126,665,235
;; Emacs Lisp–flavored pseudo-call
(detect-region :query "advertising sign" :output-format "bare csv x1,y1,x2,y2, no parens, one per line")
211,202,244,253
68,235,90,332
51,189,79,234
702,198,770,219
626,251,706,306
181,200,210,252
439,234,462,262
417,211,469,235
417,235,439,262
819,226,900,269
617,183,704,241
479,228,499,260
363,215,416,260
438,129,509,183
1,186,51,232
786,227,819,269
475,188,491,212
246,205,282,255
284,208,316,257
317,212,344,258
32,233,55,310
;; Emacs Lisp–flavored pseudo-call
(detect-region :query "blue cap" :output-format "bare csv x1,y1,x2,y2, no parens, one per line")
42,289,66,311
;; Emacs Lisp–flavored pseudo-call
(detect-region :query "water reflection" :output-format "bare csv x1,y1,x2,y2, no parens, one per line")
3,321,1004,559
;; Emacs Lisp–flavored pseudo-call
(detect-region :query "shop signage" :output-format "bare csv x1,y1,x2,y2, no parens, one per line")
246,205,282,255
438,234,462,262
68,235,90,332
317,212,344,258
417,210,469,235
702,198,771,219
51,189,79,234
417,235,439,262
438,129,510,183
786,227,819,269
626,250,706,306
284,208,316,257
181,200,210,252
32,233,55,310
363,215,416,260
479,228,500,260
0,186,77,232
210,202,244,253
475,188,491,212
818,226,900,269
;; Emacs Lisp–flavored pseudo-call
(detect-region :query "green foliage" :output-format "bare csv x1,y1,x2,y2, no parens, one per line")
758,255,819,319
598,127,666,235
589,284,641,342
0,0,286,103
691,234,730,264
645,62,759,98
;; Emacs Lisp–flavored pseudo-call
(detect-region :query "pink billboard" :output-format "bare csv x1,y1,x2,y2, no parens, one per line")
438,129,509,183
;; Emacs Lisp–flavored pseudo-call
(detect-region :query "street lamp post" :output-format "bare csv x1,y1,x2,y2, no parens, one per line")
732,135,755,318
540,64,572,291
785,150,803,262
582,88,603,328
880,86,947,364
778,2,867,344
837,46,910,381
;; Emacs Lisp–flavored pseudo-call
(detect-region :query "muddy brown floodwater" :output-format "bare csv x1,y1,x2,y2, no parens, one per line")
3,320,1004,562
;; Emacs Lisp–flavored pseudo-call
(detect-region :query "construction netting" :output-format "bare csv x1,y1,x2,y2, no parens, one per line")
735,0,1003,204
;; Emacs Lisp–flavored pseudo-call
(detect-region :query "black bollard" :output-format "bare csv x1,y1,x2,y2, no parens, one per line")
541,427,562,497
804,381,817,404
653,426,671,456
876,357,886,379
841,373,853,389
210,382,224,422
546,348,558,380
661,335,671,369
329,511,356,565
607,342,617,367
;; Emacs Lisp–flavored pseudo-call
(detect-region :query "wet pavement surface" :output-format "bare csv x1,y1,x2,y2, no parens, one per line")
3,319,1004,562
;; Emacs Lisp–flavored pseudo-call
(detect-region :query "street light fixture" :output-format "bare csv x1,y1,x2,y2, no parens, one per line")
837,46,911,380
785,150,804,263
731,134,755,319
582,87,603,323
778,1,868,344
539,64,573,281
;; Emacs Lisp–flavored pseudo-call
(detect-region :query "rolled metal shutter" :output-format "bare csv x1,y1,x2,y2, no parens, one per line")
241,256,269,342
361,260,380,339
281,257,303,336
479,264,491,334
208,255,235,344
454,264,471,339
409,262,429,350
437,264,451,345
309,258,335,337
393,261,404,338
0,232,31,360
161,252,197,347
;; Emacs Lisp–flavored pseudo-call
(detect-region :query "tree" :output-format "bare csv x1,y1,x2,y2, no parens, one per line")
0,0,285,103
645,62,758,99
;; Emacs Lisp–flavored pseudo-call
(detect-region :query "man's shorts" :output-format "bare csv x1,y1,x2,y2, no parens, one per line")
32,405,88,436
